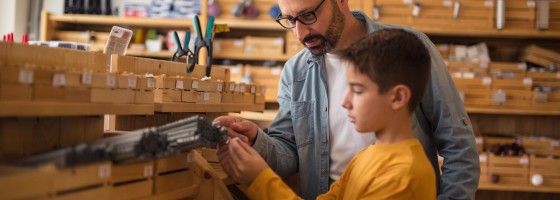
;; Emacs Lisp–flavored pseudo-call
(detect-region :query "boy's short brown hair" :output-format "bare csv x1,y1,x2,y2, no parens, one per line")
340,28,431,112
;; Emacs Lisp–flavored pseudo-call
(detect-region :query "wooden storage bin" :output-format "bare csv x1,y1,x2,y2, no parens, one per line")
244,36,284,55
154,152,197,195
523,45,560,68
550,1,560,30
0,166,54,199
488,154,529,185
48,162,112,199
213,38,245,54
530,154,560,187
196,92,222,104
245,65,281,102
447,61,489,76
213,0,276,21
154,89,182,103
479,153,490,183
111,161,154,200
505,0,537,30
490,62,527,78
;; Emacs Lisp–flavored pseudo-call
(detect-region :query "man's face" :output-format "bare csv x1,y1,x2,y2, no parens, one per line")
278,0,345,56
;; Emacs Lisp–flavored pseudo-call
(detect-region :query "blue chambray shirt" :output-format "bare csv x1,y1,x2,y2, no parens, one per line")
252,11,480,200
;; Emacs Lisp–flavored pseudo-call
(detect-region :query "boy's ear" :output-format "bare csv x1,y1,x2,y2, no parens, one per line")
391,85,411,110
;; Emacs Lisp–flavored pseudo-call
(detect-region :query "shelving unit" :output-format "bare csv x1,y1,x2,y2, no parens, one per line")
0,102,154,117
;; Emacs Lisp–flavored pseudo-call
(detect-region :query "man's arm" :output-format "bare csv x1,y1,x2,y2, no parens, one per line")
420,37,480,200
252,66,299,178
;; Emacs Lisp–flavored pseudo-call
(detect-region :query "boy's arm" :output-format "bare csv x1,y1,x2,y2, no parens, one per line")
420,39,480,200
227,138,302,200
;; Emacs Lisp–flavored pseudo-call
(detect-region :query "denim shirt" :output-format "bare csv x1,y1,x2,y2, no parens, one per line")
252,11,480,200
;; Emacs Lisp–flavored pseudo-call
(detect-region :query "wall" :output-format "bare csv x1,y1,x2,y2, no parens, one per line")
0,0,29,41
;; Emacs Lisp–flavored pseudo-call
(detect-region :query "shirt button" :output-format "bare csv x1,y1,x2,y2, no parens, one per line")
321,138,327,143
321,168,327,174
324,106,328,112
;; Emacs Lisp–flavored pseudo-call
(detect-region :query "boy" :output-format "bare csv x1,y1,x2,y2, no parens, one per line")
223,28,435,199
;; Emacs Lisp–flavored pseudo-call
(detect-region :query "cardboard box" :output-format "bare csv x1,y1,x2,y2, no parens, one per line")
33,85,64,101
196,92,222,104
135,90,155,104
110,55,136,73
0,84,32,101
154,89,182,103
181,90,197,103
64,87,91,102
90,88,116,103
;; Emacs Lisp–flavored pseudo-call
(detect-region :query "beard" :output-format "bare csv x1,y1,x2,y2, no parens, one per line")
301,2,345,56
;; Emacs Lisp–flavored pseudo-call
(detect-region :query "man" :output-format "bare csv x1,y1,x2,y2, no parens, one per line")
216,0,480,199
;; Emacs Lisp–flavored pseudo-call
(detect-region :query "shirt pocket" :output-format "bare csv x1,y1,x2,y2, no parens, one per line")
290,100,315,148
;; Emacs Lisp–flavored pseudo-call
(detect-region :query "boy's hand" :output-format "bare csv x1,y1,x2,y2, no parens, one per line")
226,137,269,185
213,116,258,145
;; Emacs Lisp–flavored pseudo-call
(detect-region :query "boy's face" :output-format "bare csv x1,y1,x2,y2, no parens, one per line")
342,63,392,133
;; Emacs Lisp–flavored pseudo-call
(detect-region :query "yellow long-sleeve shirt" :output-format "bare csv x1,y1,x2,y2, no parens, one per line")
245,139,436,200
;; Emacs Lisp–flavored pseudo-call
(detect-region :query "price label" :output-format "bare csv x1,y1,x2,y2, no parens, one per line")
251,86,256,93
523,77,532,85
187,152,194,163
272,68,281,75
192,80,199,89
443,0,452,7
229,83,235,92
517,63,527,70
475,137,483,144
217,83,223,92
52,73,66,87
519,157,529,164
147,78,156,89
18,69,33,84
479,154,487,162
176,80,184,89
81,71,92,85
143,166,154,177
240,85,246,93
482,77,492,85
98,164,111,178
128,76,137,88
106,75,116,87
484,0,494,7
204,92,210,101
527,1,536,7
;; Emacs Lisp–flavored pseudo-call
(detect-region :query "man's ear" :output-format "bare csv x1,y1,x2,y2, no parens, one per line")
391,85,411,110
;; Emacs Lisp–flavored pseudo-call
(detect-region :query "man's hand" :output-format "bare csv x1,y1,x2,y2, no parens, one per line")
225,137,269,185
213,116,258,145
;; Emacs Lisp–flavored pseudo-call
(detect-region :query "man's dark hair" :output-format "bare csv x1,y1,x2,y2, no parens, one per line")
340,28,431,112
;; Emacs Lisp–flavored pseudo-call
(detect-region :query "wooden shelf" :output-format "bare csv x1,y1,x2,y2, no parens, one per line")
465,106,560,116
155,103,264,113
214,19,285,31
49,14,193,28
479,183,560,193
0,101,154,117
127,50,291,61
413,26,560,39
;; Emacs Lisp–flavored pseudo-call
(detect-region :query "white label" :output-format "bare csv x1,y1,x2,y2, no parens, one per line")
463,72,475,79
517,63,527,70
273,38,283,45
98,165,111,178
192,80,199,89
128,76,137,88
261,86,267,94
18,69,33,84
106,75,116,87
272,68,281,75
556,72,560,79
52,73,66,87
482,77,492,85
234,85,240,92
523,77,532,85
143,166,153,177
479,62,489,69
403,0,412,4
479,154,487,162
443,0,452,7
229,83,235,92
240,85,246,93
231,67,241,74
519,157,529,164
527,1,536,7
204,92,210,101
81,71,92,85
187,152,194,163
147,78,156,89
234,40,244,47
217,83,223,92
475,137,483,144
251,86,256,93
484,0,494,7
176,80,184,89
551,140,559,147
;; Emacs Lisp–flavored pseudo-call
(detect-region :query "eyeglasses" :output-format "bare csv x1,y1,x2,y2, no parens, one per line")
275,0,326,29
